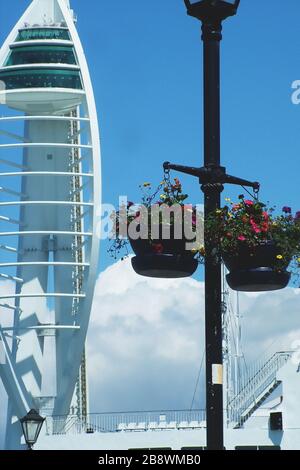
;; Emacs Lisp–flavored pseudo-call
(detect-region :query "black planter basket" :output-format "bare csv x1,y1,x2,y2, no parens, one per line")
222,241,291,292
129,237,198,278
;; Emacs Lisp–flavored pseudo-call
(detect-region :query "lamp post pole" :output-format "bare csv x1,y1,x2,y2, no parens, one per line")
163,0,260,450
201,6,224,451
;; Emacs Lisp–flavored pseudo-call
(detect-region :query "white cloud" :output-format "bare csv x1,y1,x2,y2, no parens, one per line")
87,258,205,412
86,258,300,414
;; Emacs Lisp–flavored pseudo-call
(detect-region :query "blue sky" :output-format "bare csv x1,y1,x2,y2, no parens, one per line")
1,0,300,275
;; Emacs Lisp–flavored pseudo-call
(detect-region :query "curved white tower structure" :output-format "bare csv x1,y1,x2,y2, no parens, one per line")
0,0,101,448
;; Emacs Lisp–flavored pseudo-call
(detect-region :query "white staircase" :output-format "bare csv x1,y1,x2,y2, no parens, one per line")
228,351,292,427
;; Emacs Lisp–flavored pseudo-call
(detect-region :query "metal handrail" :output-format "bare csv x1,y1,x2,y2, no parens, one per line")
229,351,291,423
49,410,207,435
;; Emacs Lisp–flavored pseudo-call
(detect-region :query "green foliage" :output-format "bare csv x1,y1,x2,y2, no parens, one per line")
108,178,204,259
205,195,300,275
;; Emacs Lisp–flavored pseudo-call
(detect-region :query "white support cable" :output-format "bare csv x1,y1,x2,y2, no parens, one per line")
0,159,29,170
0,129,31,143
0,115,90,122
1,325,81,332
0,303,22,313
0,143,92,150
3,332,21,342
0,230,92,237
0,186,27,198
0,273,23,284
0,261,89,268
0,244,18,253
0,215,25,226
0,171,93,178
0,293,86,300
0,201,93,207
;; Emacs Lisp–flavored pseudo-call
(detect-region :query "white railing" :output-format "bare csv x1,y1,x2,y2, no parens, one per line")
47,410,207,435
229,351,291,425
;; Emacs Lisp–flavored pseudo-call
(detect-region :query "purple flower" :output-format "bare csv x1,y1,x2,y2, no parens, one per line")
282,206,292,214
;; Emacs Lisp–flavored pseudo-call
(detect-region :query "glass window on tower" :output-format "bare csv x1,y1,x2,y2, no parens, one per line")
5,46,77,66
0,68,83,90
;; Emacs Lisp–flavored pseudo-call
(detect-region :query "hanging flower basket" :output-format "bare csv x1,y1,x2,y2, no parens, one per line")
222,241,291,292
129,228,199,279
205,196,300,292
108,178,204,278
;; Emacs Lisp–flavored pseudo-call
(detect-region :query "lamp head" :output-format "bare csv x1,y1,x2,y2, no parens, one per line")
20,409,45,449
184,0,240,22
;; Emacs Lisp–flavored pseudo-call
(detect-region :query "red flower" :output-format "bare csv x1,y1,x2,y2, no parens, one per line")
152,243,164,254
250,217,261,233
262,211,269,221
244,200,254,206
238,235,246,241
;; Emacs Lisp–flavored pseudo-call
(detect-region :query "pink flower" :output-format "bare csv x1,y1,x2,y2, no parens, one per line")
262,211,269,221
244,200,254,206
249,217,261,233
238,235,246,241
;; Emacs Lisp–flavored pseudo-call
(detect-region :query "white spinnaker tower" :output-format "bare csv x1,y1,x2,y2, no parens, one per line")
0,0,101,448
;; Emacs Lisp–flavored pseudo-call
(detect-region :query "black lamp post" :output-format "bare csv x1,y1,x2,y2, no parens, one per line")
20,409,45,450
164,0,259,450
